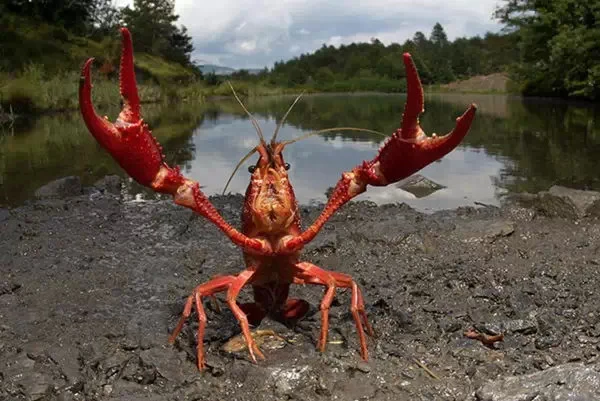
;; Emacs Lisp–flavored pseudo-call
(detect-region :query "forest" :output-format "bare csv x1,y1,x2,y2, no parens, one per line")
249,0,600,99
0,0,598,116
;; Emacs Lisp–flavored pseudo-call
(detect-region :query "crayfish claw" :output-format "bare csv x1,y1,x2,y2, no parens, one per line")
79,57,121,147
118,27,141,123
361,53,477,185
400,53,425,139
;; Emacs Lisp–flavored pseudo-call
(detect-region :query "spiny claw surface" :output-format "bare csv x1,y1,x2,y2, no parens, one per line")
79,28,181,190
361,53,477,186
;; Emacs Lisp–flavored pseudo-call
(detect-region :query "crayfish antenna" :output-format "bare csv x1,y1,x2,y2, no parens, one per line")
282,127,386,146
222,146,258,195
227,81,266,146
271,91,305,145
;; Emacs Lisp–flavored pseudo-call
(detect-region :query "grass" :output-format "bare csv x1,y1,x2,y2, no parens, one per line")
0,67,297,118
0,11,292,117
0,12,196,116
0,63,167,114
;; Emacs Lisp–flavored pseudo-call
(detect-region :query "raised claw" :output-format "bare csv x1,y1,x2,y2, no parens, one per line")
117,27,141,123
364,53,477,186
279,53,477,255
79,28,183,191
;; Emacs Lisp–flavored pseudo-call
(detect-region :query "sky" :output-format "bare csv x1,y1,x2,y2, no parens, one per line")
115,0,504,70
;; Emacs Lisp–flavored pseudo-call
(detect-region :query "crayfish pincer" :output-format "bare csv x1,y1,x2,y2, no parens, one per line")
79,27,477,371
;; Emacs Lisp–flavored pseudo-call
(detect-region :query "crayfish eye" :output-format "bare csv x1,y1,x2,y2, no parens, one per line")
284,163,291,170
248,165,256,173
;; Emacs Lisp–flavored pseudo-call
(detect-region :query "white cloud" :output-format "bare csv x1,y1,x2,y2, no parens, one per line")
115,0,502,68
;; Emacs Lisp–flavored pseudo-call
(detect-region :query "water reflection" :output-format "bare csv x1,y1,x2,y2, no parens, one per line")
1,93,599,212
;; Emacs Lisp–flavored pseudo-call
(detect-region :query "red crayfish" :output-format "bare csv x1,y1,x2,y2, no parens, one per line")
79,28,477,371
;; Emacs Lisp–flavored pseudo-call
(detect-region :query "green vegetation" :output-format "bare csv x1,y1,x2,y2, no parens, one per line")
233,1,600,101
236,24,519,94
0,1,285,116
495,0,600,100
1,0,597,119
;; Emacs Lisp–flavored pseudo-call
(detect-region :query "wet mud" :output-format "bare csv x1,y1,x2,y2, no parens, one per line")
2,177,600,400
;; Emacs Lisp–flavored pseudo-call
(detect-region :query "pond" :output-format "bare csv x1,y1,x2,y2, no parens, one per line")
1,93,599,212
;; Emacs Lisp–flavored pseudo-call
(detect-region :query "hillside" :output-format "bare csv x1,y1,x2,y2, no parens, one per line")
0,13,197,82
438,73,511,93
0,12,207,114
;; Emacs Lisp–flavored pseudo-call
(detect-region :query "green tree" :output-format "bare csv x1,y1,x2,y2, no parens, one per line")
429,23,454,83
121,0,194,65
251,22,517,91
3,0,97,33
90,0,120,38
315,66,335,83
430,22,449,46
495,0,600,99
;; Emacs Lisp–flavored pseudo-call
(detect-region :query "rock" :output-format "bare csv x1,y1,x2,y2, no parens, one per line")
535,334,562,350
397,174,446,198
481,319,537,335
455,220,515,243
485,221,515,238
514,186,600,219
0,281,21,296
94,175,122,195
4,352,55,400
476,363,600,401
139,347,196,383
0,208,9,222
269,365,312,395
34,176,82,199
46,345,82,385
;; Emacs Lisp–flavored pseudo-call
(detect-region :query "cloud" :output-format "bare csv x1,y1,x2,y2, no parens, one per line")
116,0,502,69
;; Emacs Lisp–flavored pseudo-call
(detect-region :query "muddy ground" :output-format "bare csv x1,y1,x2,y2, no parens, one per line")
2,177,600,401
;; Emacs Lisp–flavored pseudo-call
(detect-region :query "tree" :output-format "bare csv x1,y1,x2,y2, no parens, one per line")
429,23,454,83
90,0,120,38
205,72,220,86
495,0,600,99
121,0,194,65
3,0,97,33
430,22,449,46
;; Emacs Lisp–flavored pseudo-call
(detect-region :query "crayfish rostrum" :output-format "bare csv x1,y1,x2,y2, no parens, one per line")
79,28,477,371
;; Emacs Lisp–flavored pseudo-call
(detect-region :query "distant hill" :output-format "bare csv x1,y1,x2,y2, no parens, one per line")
198,64,236,75
198,64,265,76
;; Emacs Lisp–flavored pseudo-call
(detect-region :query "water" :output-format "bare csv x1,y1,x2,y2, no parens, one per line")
1,93,599,212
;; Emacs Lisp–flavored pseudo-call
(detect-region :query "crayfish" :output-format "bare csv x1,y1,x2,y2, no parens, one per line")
79,28,477,371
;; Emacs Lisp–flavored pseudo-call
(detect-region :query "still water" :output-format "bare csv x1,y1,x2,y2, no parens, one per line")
1,93,599,212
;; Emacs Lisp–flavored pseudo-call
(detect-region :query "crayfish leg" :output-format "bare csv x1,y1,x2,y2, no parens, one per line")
293,262,372,360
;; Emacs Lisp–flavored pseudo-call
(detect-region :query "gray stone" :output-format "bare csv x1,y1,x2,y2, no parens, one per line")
94,175,122,195
0,208,9,222
397,174,446,198
34,176,82,199
455,220,515,243
47,344,82,385
139,347,197,383
482,319,538,336
476,363,600,401
4,352,55,401
0,281,20,296
269,365,312,395
515,186,600,219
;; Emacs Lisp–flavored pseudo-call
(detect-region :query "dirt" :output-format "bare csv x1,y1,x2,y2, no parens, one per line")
1,177,600,400
439,73,510,93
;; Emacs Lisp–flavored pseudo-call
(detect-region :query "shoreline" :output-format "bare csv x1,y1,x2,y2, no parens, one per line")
1,88,516,124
